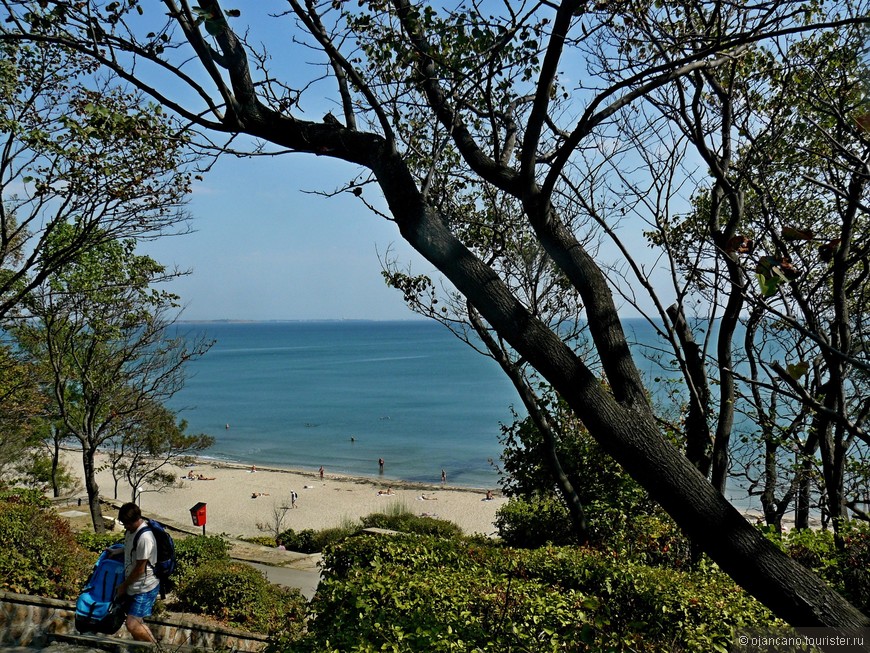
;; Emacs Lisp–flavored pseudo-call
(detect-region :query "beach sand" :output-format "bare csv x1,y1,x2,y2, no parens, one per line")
58,449,506,539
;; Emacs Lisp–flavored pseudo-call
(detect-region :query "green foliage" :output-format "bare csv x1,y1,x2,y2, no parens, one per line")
0,487,51,508
301,534,776,652
494,493,575,548
0,348,47,476
74,530,123,553
174,560,306,637
13,451,78,494
361,506,464,539
173,534,232,587
0,492,89,599
276,527,320,553
774,523,870,613
242,535,278,547
277,524,356,553
275,507,464,555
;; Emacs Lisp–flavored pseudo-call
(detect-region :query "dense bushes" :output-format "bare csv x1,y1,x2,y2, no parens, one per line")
174,560,306,636
276,526,346,553
300,533,778,652
0,489,90,599
774,523,870,613
494,493,575,548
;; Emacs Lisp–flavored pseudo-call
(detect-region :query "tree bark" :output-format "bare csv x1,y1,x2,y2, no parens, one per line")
81,446,104,534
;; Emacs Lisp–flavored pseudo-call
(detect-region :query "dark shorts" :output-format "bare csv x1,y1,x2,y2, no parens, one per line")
126,586,159,618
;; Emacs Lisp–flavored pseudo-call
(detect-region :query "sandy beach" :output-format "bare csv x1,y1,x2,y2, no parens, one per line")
57,449,506,539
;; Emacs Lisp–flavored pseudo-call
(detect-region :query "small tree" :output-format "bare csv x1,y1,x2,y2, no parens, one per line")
108,403,214,503
12,230,212,532
256,498,294,540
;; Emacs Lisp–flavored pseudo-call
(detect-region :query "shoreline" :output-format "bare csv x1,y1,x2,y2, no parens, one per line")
201,457,493,494
57,449,506,539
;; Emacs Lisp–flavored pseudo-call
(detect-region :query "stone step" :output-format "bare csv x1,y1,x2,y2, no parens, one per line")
48,631,211,652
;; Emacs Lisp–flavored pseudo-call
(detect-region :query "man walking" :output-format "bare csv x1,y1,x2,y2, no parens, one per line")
116,502,159,642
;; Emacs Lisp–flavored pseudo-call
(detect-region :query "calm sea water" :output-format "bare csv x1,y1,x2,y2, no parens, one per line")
167,320,524,487
166,319,757,505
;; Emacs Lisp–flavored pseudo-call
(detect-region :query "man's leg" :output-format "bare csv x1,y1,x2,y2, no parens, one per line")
125,615,155,642
125,586,159,642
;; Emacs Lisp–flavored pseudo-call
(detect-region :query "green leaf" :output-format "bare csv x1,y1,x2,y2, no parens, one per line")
786,361,810,379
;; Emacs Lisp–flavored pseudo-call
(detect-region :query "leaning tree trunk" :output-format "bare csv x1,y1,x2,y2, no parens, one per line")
376,157,870,630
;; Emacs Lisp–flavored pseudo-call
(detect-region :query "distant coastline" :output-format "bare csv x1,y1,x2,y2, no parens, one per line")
176,318,430,324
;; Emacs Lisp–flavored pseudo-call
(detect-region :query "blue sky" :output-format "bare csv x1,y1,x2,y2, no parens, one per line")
138,3,663,323
145,149,432,322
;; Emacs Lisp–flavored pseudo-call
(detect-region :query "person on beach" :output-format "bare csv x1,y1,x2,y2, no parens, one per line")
484,490,494,501
319,466,324,481
291,490,298,508
114,502,158,643
441,469,446,484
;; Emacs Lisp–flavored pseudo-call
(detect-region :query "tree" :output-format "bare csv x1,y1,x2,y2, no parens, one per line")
12,228,212,532
0,38,195,321
0,343,47,480
106,402,214,503
624,23,870,535
3,0,868,630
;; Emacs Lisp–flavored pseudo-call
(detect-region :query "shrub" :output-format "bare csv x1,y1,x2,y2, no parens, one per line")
308,535,600,652
242,535,277,547
776,522,870,613
837,522,870,612
494,493,575,548
303,534,777,652
0,491,90,599
173,534,232,589
175,560,306,636
361,508,464,539
75,531,124,553
276,527,319,553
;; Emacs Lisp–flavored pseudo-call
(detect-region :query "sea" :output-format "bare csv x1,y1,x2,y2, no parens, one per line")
166,319,756,504
166,320,527,488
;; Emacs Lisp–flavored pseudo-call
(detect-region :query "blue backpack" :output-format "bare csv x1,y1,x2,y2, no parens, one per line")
132,518,177,596
75,544,127,634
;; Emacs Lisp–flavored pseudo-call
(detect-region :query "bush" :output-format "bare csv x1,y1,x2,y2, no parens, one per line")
242,535,278,547
75,531,124,554
837,522,870,612
494,493,575,548
302,534,777,652
173,534,232,590
276,527,319,553
0,490,90,599
776,522,870,613
361,507,464,539
175,560,306,636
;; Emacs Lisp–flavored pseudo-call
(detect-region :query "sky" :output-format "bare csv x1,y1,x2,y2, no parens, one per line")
144,150,434,322
136,2,662,324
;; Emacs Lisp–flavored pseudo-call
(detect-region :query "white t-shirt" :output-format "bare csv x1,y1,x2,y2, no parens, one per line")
124,522,160,594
